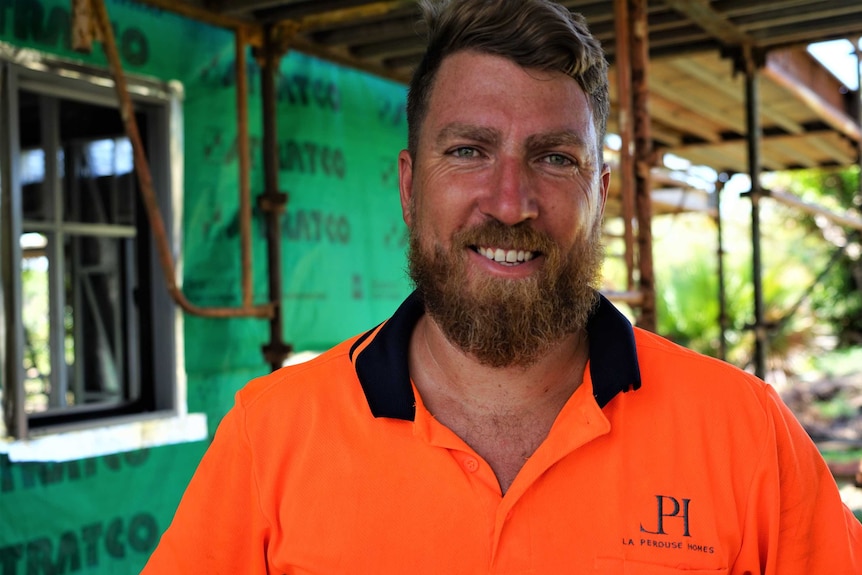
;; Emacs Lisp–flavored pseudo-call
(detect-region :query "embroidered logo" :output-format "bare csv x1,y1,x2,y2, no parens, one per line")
620,494,716,556
640,495,691,537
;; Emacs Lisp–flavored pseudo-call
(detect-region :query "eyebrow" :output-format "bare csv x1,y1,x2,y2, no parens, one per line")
525,130,591,153
435,123,500,148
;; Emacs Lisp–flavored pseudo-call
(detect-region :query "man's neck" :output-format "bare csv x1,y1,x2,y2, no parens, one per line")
408,314,590,493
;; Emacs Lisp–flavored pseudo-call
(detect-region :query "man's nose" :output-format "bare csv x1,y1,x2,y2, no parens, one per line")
477,157,539,226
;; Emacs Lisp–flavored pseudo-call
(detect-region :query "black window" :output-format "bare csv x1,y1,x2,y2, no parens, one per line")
1,56,179,437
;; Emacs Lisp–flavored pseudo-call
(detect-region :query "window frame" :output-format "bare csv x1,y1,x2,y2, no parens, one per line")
1,46,184,440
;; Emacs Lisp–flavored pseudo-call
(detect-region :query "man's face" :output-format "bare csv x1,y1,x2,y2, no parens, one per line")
398,51,610,368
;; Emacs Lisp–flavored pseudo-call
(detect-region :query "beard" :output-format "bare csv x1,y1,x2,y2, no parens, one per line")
407,216,603,369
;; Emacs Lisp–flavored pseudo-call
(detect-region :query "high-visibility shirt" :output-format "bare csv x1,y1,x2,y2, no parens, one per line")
142,292,862,574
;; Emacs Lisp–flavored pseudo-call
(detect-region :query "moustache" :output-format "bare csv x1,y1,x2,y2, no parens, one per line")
452,221,555,255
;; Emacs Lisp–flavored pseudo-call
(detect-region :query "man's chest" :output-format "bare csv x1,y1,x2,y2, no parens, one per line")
262,435,746,574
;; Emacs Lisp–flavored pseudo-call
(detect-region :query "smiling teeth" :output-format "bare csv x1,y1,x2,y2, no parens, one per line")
477,247,536,265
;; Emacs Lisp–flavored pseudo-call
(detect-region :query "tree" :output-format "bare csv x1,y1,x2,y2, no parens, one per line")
765,167,862,348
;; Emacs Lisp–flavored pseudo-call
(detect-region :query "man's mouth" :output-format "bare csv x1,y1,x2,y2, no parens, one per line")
474,246,538,266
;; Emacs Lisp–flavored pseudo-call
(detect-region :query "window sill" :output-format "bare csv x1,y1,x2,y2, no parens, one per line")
0,412,208,462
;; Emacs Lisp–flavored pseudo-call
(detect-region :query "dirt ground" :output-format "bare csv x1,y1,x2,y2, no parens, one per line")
780,371,862,445
778,370,862,513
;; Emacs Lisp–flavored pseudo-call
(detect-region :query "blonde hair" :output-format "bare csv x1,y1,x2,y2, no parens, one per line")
407,0,609,158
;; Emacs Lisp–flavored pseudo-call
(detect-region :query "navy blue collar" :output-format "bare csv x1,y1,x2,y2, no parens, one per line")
349,291,641,420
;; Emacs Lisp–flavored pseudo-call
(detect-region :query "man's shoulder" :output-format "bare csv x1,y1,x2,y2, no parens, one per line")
621,328,780,444
631,326,766,396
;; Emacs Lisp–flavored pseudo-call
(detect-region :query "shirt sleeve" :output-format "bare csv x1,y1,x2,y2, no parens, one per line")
736,383,862,574
140,394,272,574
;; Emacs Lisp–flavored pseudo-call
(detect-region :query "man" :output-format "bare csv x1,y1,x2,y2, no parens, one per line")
142,0,862,572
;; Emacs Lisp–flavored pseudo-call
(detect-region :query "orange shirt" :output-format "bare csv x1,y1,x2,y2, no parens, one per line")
142,293,862,574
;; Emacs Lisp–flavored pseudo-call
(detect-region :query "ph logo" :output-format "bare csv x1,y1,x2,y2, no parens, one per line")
640,495,692,537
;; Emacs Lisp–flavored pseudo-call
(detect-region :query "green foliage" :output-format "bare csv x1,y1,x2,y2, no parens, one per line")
656,243,722,350
653,213,754,363
653,164,862,369
813,390,858,421
765,167,862,348
812,347,862,378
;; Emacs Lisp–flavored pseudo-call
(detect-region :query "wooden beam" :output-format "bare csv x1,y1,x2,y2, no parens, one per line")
769,189,862,231
672,130,857,168
648,70,746,133
672,147,741,170
285,35,409,84
735,2,862,35
756,17,862,49
803,135,857,166
210,0,287,14
266,0,413,24
668,58,805,135
350,36,424,60
670,142,785,172
134,0,257,31
721,0,839,19
649,124,684,147
764,49,862,143
662,0,751,45
764,140,818,168
679,145,782,173
648,93,725,143
310,14,419,46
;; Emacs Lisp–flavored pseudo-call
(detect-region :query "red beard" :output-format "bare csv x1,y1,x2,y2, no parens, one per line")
408,217,603,368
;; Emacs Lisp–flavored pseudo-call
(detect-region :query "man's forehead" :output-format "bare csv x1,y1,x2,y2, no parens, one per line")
428,53,591,113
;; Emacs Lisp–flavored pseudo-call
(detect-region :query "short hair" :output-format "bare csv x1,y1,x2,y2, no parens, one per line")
407,0,609,159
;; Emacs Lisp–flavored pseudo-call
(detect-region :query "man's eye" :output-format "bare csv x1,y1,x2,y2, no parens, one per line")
451,147,479,158
541,153,573,166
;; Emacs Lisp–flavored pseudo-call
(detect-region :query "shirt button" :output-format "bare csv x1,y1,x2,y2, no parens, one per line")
464,457,479,472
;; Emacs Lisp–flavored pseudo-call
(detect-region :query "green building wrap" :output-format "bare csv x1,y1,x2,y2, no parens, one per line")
0,0,411,572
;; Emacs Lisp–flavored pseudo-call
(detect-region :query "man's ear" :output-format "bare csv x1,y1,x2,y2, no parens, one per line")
398,149,415,227
599,162,611,216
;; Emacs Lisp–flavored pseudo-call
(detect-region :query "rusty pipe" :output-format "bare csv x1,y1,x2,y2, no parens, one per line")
614,0,636,292
236,27,254,308
92,0,272,319
630,0,657,331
